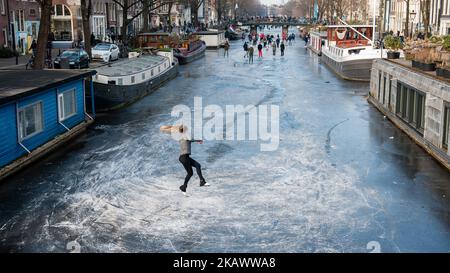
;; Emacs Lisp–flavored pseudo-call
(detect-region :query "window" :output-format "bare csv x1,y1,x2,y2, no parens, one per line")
443,106,450,149
151,69,154,76
382,74,387,105
378,71,382,101
141,73,145,80
1,0,5,15
118,78,123,85
387,75,392,108
2,28,7,47
58,89,76,121
131,76,135,83
396,81,425,134
29,9,36,16
18,102,44,140
56,5,63,16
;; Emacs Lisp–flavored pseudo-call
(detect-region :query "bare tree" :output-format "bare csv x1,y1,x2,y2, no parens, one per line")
33,0,52,69
113,0,170,45
420,0,431,36
81,0,93,57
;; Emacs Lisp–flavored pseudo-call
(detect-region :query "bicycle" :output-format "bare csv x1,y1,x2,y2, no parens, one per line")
25,52,35,70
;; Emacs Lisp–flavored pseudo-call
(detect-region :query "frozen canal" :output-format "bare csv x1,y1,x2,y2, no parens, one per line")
0,29,449,253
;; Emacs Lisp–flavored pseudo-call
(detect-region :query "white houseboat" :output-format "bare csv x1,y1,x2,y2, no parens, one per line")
194,30,226,49
89,50,178,112
320,25,386,81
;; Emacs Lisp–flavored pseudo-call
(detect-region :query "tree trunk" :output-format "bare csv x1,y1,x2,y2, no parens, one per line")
143,0,149,32
122,2,129,46
81,0,92,57
168,2,174,27
34,0,52,69
421,0,431,37
191,4,198,26
405,0,409,38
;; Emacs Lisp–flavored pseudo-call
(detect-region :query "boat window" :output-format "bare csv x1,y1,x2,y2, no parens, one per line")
159,66,161,73
151,69,154,76
18,101,44,140
142,73,145,80
118,78,123,85
58,88,77,122
131,76,135,83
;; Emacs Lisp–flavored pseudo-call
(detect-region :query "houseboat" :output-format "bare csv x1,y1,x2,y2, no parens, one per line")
193,30,226,49
320,25,386,81
308,30,327,55
173,36,206,65
89,50,178,112
137,32,206,65
0,70,96,181
137,32,171,49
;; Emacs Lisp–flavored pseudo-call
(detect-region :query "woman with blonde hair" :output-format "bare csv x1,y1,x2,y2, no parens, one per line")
160,125,209,194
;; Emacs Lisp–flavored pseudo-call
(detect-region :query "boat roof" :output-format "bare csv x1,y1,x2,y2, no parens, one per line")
0,69,96,105
94,55,167,77
326,25,376,28
138,32,170,36
194,31,225,35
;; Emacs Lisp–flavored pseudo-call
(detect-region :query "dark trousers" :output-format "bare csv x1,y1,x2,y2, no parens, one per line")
179,154,204,187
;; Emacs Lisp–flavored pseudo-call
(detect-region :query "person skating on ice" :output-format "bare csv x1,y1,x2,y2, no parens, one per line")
160,125,209,195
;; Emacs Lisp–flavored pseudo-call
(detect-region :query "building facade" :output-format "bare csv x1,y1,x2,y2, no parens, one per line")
0,0,213,53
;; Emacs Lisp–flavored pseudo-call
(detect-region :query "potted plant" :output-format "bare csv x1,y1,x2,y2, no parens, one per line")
384,35,402,59
436,35,450,78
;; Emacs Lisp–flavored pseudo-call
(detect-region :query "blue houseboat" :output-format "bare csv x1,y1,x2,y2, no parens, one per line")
0,69,96,181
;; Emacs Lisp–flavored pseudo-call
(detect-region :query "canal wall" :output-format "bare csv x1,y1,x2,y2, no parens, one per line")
368,59,450,170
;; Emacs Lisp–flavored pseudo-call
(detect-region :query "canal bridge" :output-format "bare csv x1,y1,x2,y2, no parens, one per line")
239,21,311,27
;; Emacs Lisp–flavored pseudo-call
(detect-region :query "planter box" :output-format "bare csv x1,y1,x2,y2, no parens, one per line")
421,62,436,71
412,60,422,69
387,51,400,59
444,68,450,79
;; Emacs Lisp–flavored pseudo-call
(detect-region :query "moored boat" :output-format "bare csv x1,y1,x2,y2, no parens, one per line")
173,37,206,65
193,30,226,49
88,50,178,112
320,25,386,81
308,31,327,55
137,32,206,65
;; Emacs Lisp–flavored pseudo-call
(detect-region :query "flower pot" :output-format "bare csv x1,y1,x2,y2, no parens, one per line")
412,60,422,69
444,68,450,79
421,62,436,71
387,51,400,59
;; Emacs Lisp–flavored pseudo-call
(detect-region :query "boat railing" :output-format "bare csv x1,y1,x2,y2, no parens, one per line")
336,39,369,48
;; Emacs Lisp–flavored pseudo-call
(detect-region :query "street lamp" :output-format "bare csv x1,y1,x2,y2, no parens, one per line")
410,10,417,38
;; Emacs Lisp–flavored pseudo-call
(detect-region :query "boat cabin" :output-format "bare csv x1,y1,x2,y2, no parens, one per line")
137,33,170,48
326,25,374,48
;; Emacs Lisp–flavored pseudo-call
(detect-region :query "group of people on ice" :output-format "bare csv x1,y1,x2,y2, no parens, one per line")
241,32,295,63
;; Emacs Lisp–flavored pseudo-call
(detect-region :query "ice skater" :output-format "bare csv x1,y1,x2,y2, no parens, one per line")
160,125,209,195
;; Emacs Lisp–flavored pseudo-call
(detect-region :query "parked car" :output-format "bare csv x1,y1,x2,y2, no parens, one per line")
91,43,120,62
54,49,90,69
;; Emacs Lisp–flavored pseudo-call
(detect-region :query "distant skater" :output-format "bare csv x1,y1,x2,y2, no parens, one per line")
280,42,285,56
257,43,263,58
243,41,248,58
272,41,277,56
160,125,209,195
224,40,230,57
248,45,254,64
